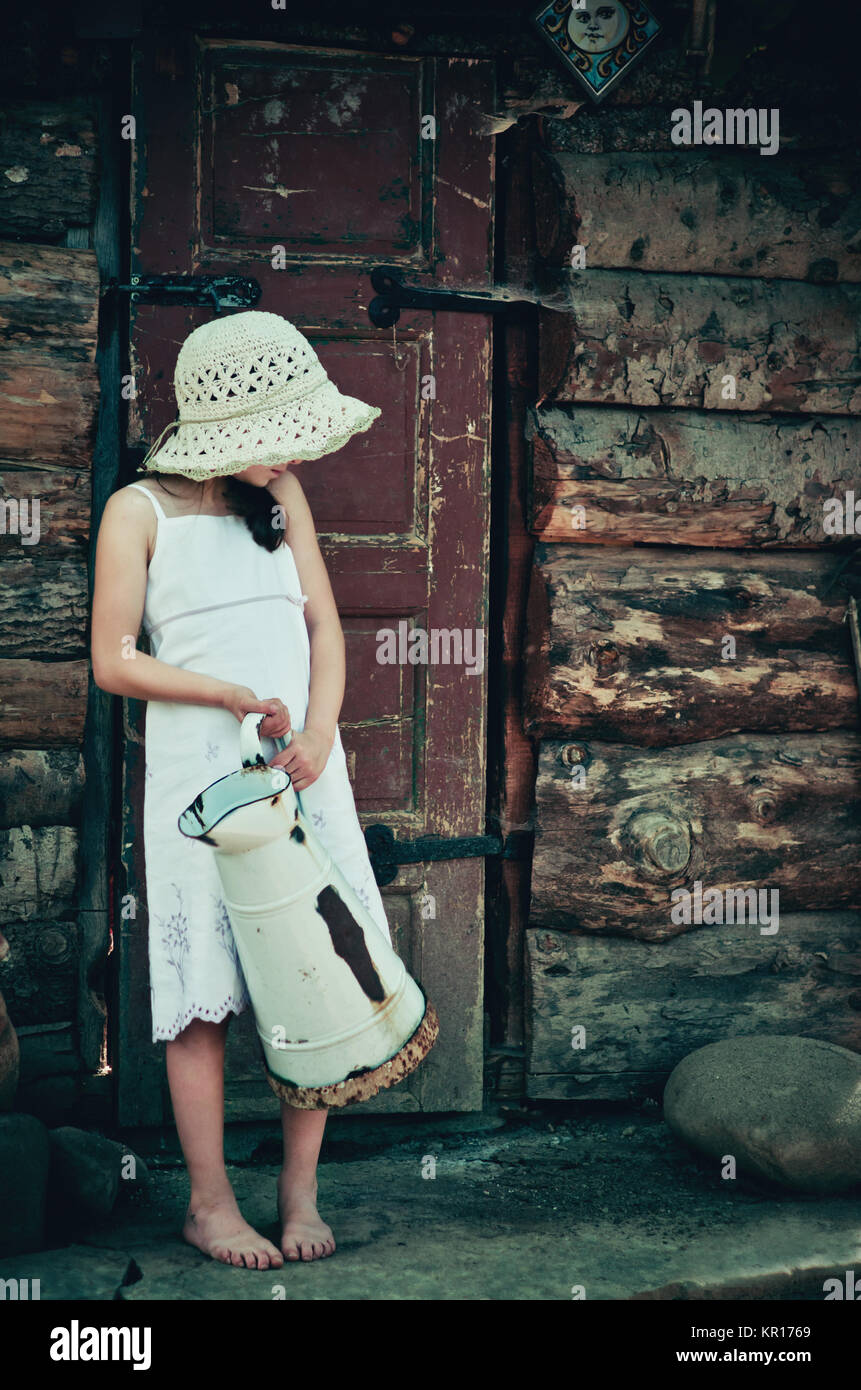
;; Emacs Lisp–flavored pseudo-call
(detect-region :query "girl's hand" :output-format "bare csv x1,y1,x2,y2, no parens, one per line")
269,728,331,793
222,685,292,741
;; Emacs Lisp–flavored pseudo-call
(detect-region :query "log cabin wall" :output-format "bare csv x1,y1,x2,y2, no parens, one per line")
514,12,861,1099
0,11,122,1125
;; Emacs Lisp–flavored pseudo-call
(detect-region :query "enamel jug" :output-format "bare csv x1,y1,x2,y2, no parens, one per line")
178,713,438,1109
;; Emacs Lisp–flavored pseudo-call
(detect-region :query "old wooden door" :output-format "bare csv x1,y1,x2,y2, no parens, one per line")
118,33,494,1123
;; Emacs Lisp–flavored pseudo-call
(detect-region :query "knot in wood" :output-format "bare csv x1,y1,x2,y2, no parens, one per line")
37,926,71,962
560,743,588,767
625,810,692,878
589,641,620,677
750,789,779,824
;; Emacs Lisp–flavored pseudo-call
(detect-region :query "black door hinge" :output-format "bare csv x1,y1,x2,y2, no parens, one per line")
364,822,532,886
367,265,538,328
106,274,262,312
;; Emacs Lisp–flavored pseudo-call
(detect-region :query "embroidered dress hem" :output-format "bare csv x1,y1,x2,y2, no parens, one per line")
152,991,252,1043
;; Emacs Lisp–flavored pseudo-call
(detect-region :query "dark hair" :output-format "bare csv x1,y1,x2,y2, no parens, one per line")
145,472,285,552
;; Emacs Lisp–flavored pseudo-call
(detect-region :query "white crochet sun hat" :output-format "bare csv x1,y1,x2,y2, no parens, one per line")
140,310,381,481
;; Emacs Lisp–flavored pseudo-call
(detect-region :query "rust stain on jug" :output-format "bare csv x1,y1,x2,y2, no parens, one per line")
315,884,386,1003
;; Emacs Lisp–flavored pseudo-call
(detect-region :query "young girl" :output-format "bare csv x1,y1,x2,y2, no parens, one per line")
91,311,391,1270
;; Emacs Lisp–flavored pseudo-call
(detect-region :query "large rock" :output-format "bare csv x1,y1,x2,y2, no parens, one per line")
0,1112,50,1255
664,1035,861,1194
0,979,20,1110
47,1127,149,1233
49,1127,128,1222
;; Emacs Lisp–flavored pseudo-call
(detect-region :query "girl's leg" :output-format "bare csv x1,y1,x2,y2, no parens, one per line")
167,1017,283,1269
278,1103,336,1261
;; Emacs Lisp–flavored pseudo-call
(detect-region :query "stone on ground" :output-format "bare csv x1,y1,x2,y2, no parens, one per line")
49,1127,148,1223
663,1034,861,1194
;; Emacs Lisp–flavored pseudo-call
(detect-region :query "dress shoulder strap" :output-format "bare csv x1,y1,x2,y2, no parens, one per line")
127,481,168,521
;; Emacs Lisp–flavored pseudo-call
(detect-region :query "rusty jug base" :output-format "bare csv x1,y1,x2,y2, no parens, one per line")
264,999,440,1110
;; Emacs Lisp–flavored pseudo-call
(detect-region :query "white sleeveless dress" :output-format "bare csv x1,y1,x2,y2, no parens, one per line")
127,481,392,1043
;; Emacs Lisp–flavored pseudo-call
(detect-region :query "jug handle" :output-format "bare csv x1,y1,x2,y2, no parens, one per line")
239,711,293,768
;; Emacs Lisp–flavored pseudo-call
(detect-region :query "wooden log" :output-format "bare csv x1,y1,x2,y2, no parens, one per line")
524,546,858,745
528,406,861,549
0,827,79,922
530,732,861,935
0,102,98,240
0,345,99,465
0,466,91,555
0,660,89,747
0,922,78,1027
537,271,861,416
0,558,88,657
541,110,860,158
0,242,99,465
0,749,85,830
525,913,861,1101
0,242,99,347
537,152,861,283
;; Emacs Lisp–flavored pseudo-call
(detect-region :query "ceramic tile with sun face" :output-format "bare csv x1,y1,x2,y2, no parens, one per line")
533,0,662,104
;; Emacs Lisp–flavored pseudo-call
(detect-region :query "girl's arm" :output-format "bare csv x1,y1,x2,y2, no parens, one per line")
90,487,290,732
305,623,346,751
271,471,345,751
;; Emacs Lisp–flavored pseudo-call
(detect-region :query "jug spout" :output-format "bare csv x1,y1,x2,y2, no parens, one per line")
177,763,299,849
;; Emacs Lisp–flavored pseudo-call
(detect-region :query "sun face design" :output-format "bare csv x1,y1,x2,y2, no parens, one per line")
568,1,630,52
534,0,661,103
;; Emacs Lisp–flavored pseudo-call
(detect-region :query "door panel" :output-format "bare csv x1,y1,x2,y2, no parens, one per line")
203,50,430,261
119,33,493,1122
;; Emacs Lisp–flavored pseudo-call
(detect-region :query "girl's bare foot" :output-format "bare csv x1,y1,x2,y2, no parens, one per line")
183,1194,284,1269
278,1177,336,1261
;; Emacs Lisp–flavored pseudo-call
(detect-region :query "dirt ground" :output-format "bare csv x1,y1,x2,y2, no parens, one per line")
1,1103,858,1300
